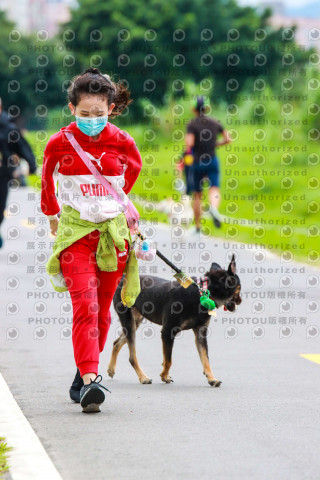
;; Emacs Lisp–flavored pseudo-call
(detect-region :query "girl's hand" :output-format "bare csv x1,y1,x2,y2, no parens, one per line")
49,218,59,236
11,167,22,179
127,217,139,234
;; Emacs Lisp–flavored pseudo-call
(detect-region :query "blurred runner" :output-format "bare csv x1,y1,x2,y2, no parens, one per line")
182,95,231,233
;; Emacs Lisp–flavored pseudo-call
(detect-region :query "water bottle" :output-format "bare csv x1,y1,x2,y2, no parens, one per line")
136,239,156,261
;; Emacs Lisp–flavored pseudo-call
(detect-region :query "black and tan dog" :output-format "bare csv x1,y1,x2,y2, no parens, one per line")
108,254,242,387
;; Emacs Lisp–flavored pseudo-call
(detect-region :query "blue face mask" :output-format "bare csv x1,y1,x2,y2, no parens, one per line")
75,115,108,136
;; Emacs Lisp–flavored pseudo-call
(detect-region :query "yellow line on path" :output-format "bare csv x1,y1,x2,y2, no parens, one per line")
20,219,36,229
300,354,320,365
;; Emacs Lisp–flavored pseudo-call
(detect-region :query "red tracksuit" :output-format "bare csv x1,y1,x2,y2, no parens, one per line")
41,121,142,376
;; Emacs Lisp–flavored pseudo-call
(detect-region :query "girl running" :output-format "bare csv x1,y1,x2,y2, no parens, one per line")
41,67,142,413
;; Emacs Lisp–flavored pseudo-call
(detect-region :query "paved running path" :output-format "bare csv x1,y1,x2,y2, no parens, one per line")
0,186,320,480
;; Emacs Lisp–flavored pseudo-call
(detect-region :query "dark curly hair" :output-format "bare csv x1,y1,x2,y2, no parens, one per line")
67,67,133,118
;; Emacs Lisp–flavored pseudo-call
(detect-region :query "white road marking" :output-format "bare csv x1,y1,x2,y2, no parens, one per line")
0,373,63,480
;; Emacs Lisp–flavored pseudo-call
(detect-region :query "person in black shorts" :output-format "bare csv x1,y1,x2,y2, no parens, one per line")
184,95,231,230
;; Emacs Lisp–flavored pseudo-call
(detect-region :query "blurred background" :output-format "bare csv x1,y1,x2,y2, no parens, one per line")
0,0,319,264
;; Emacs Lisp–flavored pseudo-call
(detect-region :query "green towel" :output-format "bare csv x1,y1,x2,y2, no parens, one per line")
46,204,141,307
120,247,140,307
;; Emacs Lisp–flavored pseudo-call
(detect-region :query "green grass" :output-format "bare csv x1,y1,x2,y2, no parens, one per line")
25,100,320,267
0,437,13,478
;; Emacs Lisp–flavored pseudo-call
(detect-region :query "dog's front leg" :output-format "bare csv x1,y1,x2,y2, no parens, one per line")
160,326,178,383
193,323,222,387
108,332,127,378
127,325,153,384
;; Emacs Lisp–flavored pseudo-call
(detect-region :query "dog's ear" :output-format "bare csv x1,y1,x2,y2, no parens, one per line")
227,254,236,275
210,262,222,272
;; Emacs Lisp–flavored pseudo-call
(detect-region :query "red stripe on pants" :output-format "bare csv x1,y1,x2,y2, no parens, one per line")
59,229,129,377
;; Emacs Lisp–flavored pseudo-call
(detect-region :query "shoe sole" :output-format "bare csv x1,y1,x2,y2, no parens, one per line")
82,403,101,413
81,387,105,413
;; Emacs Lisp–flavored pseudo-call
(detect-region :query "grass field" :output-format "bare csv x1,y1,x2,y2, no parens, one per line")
0,437,12,477
24,92,320,266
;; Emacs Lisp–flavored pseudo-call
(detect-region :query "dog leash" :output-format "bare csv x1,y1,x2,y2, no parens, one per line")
132,228,216,314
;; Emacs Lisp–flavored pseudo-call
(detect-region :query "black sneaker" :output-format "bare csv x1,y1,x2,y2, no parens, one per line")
209,207,222,229
80,375,111,413
18,174,27,187
212,215,221,228
69,368,84,403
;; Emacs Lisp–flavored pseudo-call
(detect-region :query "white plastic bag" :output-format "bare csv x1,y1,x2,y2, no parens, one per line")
50,271,67,289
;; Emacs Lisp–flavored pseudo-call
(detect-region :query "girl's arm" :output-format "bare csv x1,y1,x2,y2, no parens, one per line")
41,138,61,216
122,138,143,195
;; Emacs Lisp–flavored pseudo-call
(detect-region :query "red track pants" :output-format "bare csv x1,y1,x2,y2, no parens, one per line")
59,229,129,377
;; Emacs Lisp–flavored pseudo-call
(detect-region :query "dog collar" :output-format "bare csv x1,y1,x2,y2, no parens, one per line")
197,276,215,303
197,276,228,311
197,275,208,292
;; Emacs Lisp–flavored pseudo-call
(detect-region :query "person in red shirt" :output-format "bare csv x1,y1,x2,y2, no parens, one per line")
41,68,142,413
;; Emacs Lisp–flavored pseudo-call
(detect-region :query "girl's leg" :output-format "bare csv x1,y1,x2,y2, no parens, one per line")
97,239,130,354
60,230,101,383
98,310,111,354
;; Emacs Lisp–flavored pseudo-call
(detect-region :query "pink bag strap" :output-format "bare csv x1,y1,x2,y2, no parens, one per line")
64,131,140,226
65,131,126,206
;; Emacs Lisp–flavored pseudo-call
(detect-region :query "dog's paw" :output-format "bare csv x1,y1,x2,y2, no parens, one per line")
140,377,152,384
160,374,174,383
107,367,115,378
208,379,222,387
